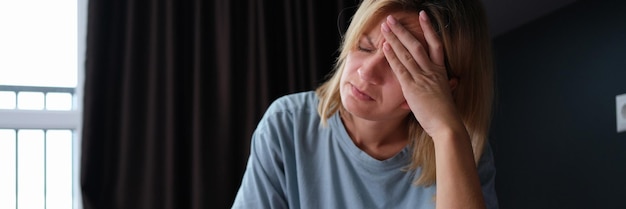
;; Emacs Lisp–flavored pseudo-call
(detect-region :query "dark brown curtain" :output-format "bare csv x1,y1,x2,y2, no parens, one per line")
80,0,358,208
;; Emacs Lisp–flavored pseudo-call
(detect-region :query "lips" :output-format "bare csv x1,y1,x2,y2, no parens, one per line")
350,84,374,101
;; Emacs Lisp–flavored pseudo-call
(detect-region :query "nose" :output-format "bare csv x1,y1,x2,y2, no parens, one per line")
358,54,389,85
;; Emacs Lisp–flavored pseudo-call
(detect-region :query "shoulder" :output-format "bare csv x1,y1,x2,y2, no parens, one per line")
255,91,320,135
249,91,323,170
260,91,319,125
265,91,318,114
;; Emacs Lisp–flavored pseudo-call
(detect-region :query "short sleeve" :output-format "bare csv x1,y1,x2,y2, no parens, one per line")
231,108,289,209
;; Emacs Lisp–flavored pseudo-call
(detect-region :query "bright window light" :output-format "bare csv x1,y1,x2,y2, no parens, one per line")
0,129,17,209
0,0,86,208
46,92,73,110
46,130,73,209
17,129,45,209
0,91,16,109
17,92,45,110
0,0,77,88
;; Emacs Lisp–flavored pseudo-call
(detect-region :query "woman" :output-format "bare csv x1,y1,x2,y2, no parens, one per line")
232,0,497,208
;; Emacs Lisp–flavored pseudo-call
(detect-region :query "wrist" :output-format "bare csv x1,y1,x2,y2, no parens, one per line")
427,117,469,143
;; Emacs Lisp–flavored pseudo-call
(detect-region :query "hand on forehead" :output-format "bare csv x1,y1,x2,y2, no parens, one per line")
373,11,428,49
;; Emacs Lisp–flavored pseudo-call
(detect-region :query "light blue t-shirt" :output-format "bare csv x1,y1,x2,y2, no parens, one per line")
232,91,499,209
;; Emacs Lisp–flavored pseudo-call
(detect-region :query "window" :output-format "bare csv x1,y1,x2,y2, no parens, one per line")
0,0,87,208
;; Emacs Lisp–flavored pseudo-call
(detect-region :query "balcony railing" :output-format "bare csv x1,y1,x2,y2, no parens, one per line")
0,85,80,209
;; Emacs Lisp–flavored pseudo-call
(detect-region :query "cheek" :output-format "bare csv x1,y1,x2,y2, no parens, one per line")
383,68,400,87
384,77,406,101
341,55,359,80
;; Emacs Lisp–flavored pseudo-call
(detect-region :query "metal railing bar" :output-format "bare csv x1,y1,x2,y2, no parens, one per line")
0,85,75,94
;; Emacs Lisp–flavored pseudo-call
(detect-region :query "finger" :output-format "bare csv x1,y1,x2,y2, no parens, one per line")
382,41,415,85
383,15,431,73
419,11,445,67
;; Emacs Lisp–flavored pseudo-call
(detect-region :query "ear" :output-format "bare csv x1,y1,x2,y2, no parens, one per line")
448,77,459,92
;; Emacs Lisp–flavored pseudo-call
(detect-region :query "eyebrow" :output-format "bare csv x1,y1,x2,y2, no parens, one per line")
362,35,375,48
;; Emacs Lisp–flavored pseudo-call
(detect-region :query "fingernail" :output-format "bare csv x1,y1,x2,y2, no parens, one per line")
387,15,397,25
381,23,390,32
419,10,428,21
383,42,390,51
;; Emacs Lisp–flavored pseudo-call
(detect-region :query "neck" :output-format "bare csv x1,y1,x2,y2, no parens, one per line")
340,110,409,160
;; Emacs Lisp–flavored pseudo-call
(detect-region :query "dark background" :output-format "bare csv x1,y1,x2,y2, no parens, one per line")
490,0,626,208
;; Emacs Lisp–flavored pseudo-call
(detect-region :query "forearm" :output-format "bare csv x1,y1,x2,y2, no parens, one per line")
432,127,485,209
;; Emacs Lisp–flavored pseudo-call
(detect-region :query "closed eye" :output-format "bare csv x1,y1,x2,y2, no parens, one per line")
358,45,374,53
357,35,376,53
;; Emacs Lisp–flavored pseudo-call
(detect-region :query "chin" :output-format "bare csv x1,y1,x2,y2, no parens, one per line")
341,97,373,120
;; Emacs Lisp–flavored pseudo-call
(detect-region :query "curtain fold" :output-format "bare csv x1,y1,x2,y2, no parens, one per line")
81,0,358,208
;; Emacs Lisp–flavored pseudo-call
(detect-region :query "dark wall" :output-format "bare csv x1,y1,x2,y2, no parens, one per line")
490,0,626,208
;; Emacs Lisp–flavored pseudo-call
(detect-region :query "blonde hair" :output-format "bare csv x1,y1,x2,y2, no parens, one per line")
315,0,494,186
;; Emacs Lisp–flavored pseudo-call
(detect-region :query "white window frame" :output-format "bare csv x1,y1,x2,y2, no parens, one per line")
0,0,88,208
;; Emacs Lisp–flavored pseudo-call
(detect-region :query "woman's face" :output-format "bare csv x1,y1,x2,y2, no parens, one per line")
339,11,426,122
